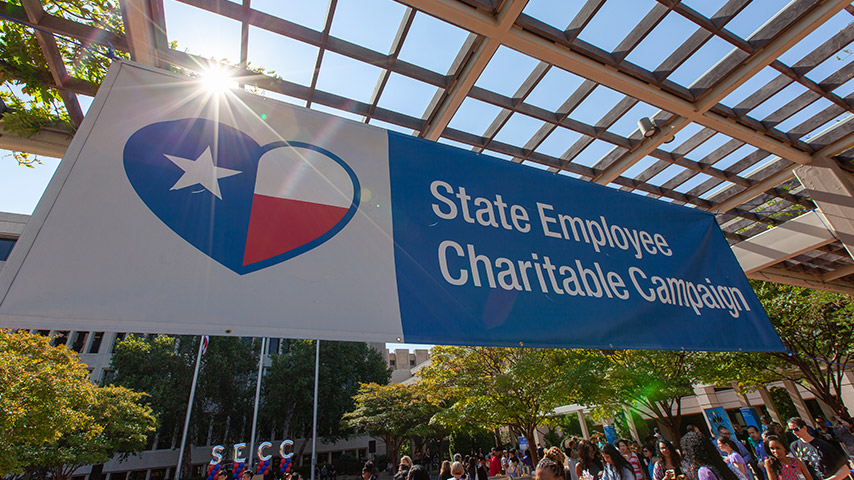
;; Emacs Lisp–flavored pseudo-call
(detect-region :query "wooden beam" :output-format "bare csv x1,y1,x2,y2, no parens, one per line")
822,263,854,282
731,210,835,274
418,0,528,141
120,0,165,66
748,267,854,296
593,0,846,185
795,155,854,260
0,122,73,158
20,0,84,128
399,0,818,165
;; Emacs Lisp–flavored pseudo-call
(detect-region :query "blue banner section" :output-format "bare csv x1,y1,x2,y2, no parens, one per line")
387,132,784,351
705,407,735,438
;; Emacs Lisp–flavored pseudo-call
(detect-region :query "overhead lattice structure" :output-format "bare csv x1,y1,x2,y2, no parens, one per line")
2,0,854,294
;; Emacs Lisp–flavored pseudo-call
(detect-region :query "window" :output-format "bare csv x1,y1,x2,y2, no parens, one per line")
389,360,395,366
0,238,15,261
71,331,88,352
111,333,126,352
51,331,69,347
268,338,280,354
409,359,415,366
35,329,50,336
101,369,116,386
89,332,104,353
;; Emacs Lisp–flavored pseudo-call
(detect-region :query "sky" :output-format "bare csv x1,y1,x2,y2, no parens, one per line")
0,0,852,349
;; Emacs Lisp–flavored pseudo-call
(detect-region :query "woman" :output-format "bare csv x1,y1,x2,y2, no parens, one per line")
536,447,568,480
717,438,749,480
602,444,636,480
576,440,604,480
763,435,812,480
618,440,644,480
467,457,480,480
640,445,656,480
680,432,739,480
450,462,466,480
653,439,691,480
438,461,452,480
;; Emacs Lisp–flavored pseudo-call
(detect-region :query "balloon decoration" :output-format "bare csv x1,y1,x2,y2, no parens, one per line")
257,458,271,476
232,460,246,479
207,463,223,480
279,457,293,475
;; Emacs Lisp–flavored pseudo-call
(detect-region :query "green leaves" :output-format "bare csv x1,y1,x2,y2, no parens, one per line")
0,330,155,477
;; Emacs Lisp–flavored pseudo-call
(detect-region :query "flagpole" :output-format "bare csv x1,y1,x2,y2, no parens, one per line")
249,337,267,469
310,339,320,480
176,336,206,480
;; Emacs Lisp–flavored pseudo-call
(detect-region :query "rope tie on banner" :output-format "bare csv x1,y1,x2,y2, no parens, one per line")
785,348,854,370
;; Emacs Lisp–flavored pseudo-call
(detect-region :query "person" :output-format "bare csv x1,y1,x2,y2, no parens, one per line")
242,470,254,480
507,456,520,478
409,466,432,480
762,435,812,480
477,457,489,480
216,469,228,480
716,426,754,465
787,417,851,480
450,462,466,480
654,429,665,442
523,449,535,476
536,447,568,480
602,444,636,480
618,440,644,480
363,462,378,480
467,457,479,480
490,449,504,476
439,461,452,480
760,416,772,434
576,440,604,480
640,444,657,480
321,465,328,480
745,426,766,480
653,439,691,480
680,432,740,480
832,417,854,457
396,457,413,480
330,465,336,480
717,438,749,480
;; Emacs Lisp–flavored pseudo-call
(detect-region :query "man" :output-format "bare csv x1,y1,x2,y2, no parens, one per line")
760,415,772,433
746,426,767,480
489,448,503,477
242,470,254,480
787,417,851,480
362,462,377,480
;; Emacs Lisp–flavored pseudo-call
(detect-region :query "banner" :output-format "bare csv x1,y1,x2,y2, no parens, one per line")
705,407,735,437
0,62,784,351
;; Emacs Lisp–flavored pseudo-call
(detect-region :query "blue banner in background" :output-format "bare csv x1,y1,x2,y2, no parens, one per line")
388,132,784,351
740,407,761,430
604,425,618,445
704,407,735,438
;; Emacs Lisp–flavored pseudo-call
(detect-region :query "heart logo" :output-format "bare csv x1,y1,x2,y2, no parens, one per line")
123,118,360,274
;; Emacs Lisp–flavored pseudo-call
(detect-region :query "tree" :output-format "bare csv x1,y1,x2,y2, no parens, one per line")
0,330,156,478
597,350,714,442
418,346,606,467
18,386,157,480
0,330,95,475
0,0,124,164
343,383,436,466
260,340,391,460
110,334,259,477
705,281,854,420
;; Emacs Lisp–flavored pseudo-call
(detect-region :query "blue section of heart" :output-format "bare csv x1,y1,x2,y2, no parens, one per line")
123,119,362,275
124,118,261,274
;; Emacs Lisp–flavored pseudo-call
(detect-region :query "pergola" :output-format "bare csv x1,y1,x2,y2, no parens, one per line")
2,0,854,294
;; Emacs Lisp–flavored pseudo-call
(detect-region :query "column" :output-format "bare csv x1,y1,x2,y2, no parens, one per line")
693,385,719,433
623,406,640,443
782,379,814,426
757,385,782,424
578,410,590,440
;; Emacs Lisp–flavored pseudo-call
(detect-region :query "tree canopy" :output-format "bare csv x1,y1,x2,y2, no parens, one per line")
1,330,155,478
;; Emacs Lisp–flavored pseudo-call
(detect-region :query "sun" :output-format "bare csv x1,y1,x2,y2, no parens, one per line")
199,64,237,93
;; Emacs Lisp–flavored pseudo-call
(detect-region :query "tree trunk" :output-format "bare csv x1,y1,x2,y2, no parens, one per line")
525,426,539,468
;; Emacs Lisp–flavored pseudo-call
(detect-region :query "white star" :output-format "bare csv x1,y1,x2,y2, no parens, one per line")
164,147,241,199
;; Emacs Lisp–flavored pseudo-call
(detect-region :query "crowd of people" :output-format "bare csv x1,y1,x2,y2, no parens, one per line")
372,416,853,480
